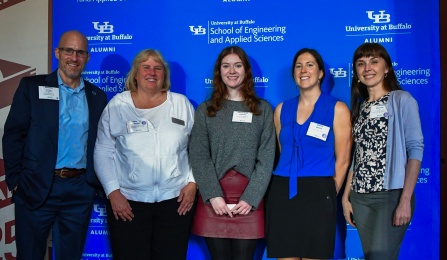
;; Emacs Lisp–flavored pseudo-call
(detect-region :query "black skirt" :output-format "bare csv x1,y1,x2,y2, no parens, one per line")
265,175,337,259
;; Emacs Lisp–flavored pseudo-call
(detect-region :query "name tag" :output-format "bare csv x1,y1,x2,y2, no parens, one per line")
38,86,59,100
232,111,253,123
126,120,149,133
306,122,330,141
172,117,185,126
370,105,388,118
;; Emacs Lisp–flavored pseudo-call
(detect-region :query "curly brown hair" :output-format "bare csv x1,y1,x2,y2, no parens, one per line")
206,46,261,117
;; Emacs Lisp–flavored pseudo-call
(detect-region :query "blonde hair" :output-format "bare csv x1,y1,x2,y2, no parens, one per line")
125,49,171,92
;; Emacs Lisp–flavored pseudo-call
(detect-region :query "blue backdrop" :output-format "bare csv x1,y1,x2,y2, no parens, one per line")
53,1,440,259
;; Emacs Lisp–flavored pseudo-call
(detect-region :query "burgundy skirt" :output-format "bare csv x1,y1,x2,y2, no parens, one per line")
192,169,264,239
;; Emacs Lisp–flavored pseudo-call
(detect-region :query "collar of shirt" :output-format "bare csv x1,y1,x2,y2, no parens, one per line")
57,71,86,93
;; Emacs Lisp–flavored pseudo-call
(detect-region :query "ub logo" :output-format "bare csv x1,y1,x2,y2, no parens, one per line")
330,68,347,78
93,22,114,34
366,10,390,24
189,25,206,35
93,204,108,217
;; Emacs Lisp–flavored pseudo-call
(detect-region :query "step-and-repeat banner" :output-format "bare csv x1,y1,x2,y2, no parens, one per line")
51,1,439,259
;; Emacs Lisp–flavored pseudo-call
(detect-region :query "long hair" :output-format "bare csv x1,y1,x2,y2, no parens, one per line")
350,43,401,124
206,46,261,117
125,49,171,92
291,48,325,86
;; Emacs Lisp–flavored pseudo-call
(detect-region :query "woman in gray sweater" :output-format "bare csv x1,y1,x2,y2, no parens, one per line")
189,46,276,260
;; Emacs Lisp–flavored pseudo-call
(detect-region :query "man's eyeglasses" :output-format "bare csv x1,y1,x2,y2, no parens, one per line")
58,47,89,58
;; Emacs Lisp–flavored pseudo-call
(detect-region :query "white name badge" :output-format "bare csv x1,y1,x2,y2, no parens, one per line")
370,105,388,118
126,120,149,133
306,122,330,141
232,111,253,123
227,204,236,210
38,86,59,100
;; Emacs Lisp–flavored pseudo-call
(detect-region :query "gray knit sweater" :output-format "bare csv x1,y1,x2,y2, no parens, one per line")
189,100,276,209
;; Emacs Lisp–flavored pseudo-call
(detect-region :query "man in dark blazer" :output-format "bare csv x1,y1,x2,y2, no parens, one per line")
2,30,108,259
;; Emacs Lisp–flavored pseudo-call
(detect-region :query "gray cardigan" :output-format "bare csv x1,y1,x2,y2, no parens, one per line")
189,100,276,209
382,90,424,189
351,90,424,190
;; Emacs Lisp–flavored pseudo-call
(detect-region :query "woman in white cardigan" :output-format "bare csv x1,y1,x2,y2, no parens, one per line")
94,49,196,260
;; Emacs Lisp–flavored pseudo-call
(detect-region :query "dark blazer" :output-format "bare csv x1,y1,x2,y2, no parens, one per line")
2,70,108,209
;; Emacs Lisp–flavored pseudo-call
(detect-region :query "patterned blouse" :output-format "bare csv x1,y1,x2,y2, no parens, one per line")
352,93,390,193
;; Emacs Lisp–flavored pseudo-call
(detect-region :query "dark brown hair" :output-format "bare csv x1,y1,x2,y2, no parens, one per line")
292,48,325,85
350,43,401,124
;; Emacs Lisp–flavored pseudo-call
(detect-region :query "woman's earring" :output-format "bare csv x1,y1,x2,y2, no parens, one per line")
385,73,388,78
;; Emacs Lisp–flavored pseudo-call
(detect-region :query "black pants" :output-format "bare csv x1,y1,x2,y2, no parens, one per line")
107,198,194,260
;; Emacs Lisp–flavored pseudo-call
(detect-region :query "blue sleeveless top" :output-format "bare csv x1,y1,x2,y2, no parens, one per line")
274,93,338,198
